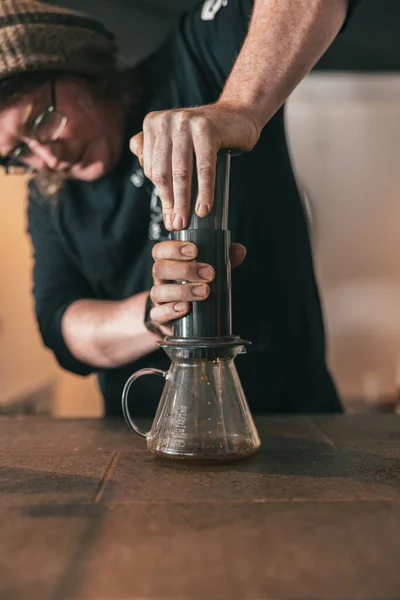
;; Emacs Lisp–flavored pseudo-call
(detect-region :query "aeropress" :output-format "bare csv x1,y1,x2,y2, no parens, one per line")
122,149,261,463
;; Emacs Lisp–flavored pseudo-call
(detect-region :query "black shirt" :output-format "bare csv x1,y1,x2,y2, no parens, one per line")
28,0,361,416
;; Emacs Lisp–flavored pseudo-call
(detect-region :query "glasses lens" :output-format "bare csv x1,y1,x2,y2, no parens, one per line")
6,164,32,175
6,144,33,173
34,110,67,144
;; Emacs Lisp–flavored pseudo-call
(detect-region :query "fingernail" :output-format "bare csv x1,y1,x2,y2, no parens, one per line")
198,266,214,280
192,284,208,297
165,214,172,229
174,302,187,312
197,203,209,217
173,214,183,229
181,244,197,257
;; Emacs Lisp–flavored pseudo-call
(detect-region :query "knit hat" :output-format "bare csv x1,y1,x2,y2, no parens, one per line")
0,0,118,83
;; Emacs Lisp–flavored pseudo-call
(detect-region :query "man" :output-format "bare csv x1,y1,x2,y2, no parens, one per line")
0,0,361,417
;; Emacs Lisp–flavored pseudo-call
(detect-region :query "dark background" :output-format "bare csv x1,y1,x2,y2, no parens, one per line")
54,0,399,72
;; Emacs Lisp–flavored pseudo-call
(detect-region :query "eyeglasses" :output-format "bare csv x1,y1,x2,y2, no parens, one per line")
4,80,67,175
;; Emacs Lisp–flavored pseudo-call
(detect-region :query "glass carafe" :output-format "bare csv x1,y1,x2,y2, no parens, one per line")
122,345,261,463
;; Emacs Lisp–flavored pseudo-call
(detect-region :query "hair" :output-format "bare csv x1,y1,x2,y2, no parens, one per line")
1,64,145,199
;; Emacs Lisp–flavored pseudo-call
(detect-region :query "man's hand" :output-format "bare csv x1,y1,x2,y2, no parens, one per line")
130,0,349,232
130,103,259,231
148,240,246,337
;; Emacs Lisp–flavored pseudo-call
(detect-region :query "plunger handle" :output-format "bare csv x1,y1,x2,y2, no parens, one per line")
172,149,233,339
187,149,231,231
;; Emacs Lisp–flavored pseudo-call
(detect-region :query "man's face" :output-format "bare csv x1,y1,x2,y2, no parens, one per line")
0,77,123,181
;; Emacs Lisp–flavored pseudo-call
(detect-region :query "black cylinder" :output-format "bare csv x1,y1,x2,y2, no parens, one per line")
172,150,232,339
172,229,231,338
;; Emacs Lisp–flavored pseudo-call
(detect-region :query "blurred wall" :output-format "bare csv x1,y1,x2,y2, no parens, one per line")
0,174,58,405
0,174,103,415
286,74,400,402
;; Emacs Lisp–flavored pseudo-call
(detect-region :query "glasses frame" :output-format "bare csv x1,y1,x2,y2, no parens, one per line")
5,79,67,175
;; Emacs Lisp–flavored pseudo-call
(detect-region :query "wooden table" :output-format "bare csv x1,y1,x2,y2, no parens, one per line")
1,414,400,600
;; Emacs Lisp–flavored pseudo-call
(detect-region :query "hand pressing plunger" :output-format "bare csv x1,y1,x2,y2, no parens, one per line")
148,240,247,337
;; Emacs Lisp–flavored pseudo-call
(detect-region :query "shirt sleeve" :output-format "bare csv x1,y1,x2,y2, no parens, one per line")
27,194,95,376
179,0,254,92
178,0,363,92
341,0,362,31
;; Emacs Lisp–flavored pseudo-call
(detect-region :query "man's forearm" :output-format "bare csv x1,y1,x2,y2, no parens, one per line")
61,291,161,368
219,0,349,131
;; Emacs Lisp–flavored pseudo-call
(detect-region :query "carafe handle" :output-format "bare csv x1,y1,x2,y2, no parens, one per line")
121,368,167,438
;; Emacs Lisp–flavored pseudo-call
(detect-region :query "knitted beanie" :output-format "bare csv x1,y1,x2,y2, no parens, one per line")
0,0,118,82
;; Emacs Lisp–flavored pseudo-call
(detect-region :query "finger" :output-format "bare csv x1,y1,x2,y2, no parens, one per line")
191,117,217,218
171,123,194,230
152,137,174,230
152,240,198,261
152,259,214,284
142,118,155,181
151,282,210,304
230,243,247,269
150,301,190,326
130,132,144,167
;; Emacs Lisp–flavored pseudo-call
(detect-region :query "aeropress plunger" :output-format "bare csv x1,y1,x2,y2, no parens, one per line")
122,150,261,463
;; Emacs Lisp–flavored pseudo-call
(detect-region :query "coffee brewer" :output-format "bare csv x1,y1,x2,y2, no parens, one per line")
122,150,261,462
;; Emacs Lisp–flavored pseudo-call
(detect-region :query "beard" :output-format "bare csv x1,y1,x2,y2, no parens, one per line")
30,167,68,202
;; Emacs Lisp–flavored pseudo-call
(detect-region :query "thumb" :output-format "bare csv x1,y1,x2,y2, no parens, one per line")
230,243,247,269
130,131,144,167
